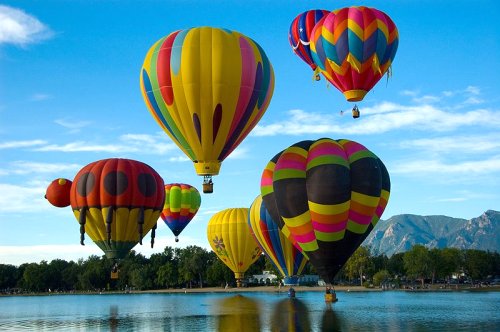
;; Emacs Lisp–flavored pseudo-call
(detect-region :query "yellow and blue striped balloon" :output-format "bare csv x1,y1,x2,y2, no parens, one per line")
248,195,308,284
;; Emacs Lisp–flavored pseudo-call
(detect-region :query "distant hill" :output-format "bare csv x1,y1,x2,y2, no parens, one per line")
363,210,500,257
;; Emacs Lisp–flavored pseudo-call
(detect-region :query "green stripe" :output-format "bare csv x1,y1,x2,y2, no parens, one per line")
95,241,138,260
348,150,377,163
316,229,345,242
346,220,370,234
261,185,274,197
306,155,349,171
273,169,305,181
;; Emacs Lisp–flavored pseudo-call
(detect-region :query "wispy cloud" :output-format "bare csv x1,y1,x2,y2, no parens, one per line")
391,156,500,175
30,93,51,101
0,161,81,176
0,183,48,213
32,134,177,154
0,139,47,149
0,5,54,46
54,119,92,133
398,134,500,154
253,102,499,136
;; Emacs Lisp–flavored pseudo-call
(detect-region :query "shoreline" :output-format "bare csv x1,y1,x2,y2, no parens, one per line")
4,285,499,297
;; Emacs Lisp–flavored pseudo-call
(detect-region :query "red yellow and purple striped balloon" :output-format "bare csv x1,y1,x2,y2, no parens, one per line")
140,27,274,184
260,138,390,284
310,6,399,102
288,9,330,71
161,183,201,242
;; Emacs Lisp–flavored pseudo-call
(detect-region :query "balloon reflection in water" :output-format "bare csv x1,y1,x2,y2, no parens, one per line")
270,298,311,332
215,295,261,332
321,307,343,332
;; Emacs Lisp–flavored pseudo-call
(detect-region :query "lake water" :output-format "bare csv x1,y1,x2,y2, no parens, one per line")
0,290,498,331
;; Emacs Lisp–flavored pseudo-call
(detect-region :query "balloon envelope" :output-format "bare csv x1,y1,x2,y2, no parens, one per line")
207,208,262,283
161,183,201,241
310,6,399,101
45,178,72,207
248,195,308,283
261,138,390,283
288,9,330,71
140,27,275,181
70,158,165,259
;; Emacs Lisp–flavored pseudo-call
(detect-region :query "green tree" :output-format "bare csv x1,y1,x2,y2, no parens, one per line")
22,261,50,292
177,246,210,288
206,257,234,287
463,249,490,281
77,255,109,290
0,264,19,290
403,245,431,287
439,248,461,282
156,262,178,288
387,252,405,277
345,246,372,286
373,269,391,287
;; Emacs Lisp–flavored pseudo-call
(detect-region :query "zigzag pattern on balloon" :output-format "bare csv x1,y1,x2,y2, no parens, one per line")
310,6,398,102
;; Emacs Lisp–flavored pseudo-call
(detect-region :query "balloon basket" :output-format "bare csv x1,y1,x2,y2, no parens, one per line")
203,175,213,193
111,271,119,280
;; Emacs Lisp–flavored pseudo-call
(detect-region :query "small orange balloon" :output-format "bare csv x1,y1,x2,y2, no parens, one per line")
45,178,72,207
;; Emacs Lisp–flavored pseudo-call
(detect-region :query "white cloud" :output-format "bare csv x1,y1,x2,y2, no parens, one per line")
391,156,500,175
54,119,92,133
0,161,81,176
30,93,51,101
253,102,500,136
168,155,190,162
0,183,48,213
35,141,133,153
0,5,53,46
398,134,500,154
0,139,47,149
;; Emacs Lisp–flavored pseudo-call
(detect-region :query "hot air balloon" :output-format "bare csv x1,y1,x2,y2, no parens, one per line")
214,295,261,332
46,158,165,278
261,138,390,285
288,9,330,80
207,208,262,287
248,195,308,285
310,6,399,117
140,27,275,193
45,178,72,207
161,183,201,242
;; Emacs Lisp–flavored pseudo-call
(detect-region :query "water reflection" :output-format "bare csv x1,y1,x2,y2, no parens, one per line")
109,305,118,332
270,298,311,332
214,294,261,332
321,306,343,332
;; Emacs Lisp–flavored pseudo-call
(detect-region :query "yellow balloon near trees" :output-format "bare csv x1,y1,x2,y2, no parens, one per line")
207,208,262,287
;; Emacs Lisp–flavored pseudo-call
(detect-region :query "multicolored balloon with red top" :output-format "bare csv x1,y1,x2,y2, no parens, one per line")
310,6,399,102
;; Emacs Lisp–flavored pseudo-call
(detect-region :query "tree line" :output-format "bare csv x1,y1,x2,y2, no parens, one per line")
0,245,498,293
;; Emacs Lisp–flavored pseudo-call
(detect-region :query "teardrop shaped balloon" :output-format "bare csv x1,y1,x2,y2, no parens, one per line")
310,6,399,102
207,208,262,287
261,138,390,284
140,27,275,192
161,183,201,242
248,195,308,285
65,158,165,259
288,9,330,75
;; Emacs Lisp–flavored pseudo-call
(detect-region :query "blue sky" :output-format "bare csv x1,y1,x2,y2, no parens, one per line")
1,0,499,266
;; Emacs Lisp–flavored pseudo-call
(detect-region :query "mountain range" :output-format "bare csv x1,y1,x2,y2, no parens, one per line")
363,210,499,257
